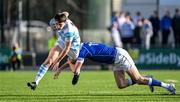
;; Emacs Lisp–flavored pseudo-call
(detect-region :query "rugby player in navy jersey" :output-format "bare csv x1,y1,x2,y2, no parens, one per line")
54,42,176,95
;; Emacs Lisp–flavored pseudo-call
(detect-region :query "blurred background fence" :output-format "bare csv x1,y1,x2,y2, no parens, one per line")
0,0,180,70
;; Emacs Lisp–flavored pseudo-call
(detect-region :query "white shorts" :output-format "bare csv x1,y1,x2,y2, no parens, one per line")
55,39,79,60
113,48,136,71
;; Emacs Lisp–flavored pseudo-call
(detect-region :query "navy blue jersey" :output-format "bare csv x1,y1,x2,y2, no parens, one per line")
77,42,117,64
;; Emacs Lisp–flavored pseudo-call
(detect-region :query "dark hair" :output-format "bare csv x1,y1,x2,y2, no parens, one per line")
54,13,67,23
125,12,130,18
175,8,179,13
136,11,141,16
141,17,145,22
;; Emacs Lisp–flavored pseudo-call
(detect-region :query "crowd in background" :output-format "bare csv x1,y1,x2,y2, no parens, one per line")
109,8,180,50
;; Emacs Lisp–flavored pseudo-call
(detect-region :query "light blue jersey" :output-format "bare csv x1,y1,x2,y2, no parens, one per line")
57,20,81,53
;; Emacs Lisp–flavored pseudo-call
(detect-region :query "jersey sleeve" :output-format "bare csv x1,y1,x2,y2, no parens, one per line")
77,47,88,63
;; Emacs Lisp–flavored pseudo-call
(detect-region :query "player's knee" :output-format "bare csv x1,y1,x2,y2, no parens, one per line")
117,83,127,89
44,59,49,65
43,58,53,65
118,85,125,89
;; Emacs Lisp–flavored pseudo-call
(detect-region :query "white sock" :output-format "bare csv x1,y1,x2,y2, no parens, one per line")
161,82,169,89
128,78,136,85
34,64,48,85
148,78,152,86
128,78,133,85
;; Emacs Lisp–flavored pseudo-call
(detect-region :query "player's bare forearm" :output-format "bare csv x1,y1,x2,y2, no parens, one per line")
51,41,71,70
54,61,69,79
59,61,69,71
57,42,71,62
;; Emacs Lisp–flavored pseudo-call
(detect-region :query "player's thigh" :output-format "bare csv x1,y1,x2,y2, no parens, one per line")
126,66,142,81
127,66,150,84
115,48,142,81
113,70,126,85
44,45,62,64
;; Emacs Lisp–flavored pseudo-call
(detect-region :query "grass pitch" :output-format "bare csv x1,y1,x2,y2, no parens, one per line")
0,70,180,102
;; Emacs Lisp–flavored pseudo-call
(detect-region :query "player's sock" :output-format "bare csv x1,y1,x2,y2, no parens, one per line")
148,78,161,86
34,64,48,85
148,78,172,90
161,82,170,89
128,78,136,86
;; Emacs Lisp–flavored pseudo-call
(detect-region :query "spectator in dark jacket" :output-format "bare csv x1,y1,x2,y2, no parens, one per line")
149,10,160,45
160,10,172,46
172,8,180,47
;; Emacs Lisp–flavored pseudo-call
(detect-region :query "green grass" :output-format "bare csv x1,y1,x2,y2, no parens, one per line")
0,70,180,102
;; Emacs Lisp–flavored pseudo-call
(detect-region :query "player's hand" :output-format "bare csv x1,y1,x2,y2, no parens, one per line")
50,58,59,70
54,68,61,79
52,62,60,72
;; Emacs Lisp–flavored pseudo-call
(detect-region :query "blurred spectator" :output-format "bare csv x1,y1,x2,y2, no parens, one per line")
134,19,143,45
149,10,160,45
48,33,57,50
141,18,153,50
172,8,180,47
160,10,172,46
109,11,122,47
108,11,120,31
111,11,120,24
133,11,143,45
110,22,123,47
133,11,142,26
121,12,135,48
10,43,22,71
117,11,126,29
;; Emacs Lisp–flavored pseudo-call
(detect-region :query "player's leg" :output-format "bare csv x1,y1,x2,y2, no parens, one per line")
67,58,76,72
66,50,81,85
115,47,176,94
27,45,62,90
113,48,137,89
127,67,149,85
35,45,61,84
113,69,153,89
68,59,81,85
113,70,136,89
127,66,176,94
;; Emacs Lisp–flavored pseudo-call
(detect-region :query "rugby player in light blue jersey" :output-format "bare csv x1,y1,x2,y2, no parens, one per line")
27,12,81,90
54,42,176,95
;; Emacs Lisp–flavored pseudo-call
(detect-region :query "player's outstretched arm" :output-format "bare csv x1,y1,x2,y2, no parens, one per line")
54,61,70,79
51,41,72,70
54,59,78,79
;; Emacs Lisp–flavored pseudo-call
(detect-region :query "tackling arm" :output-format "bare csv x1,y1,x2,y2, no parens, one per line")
54,61,69,79
51,41,71,70
57,41,71,62
54,59,78,79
